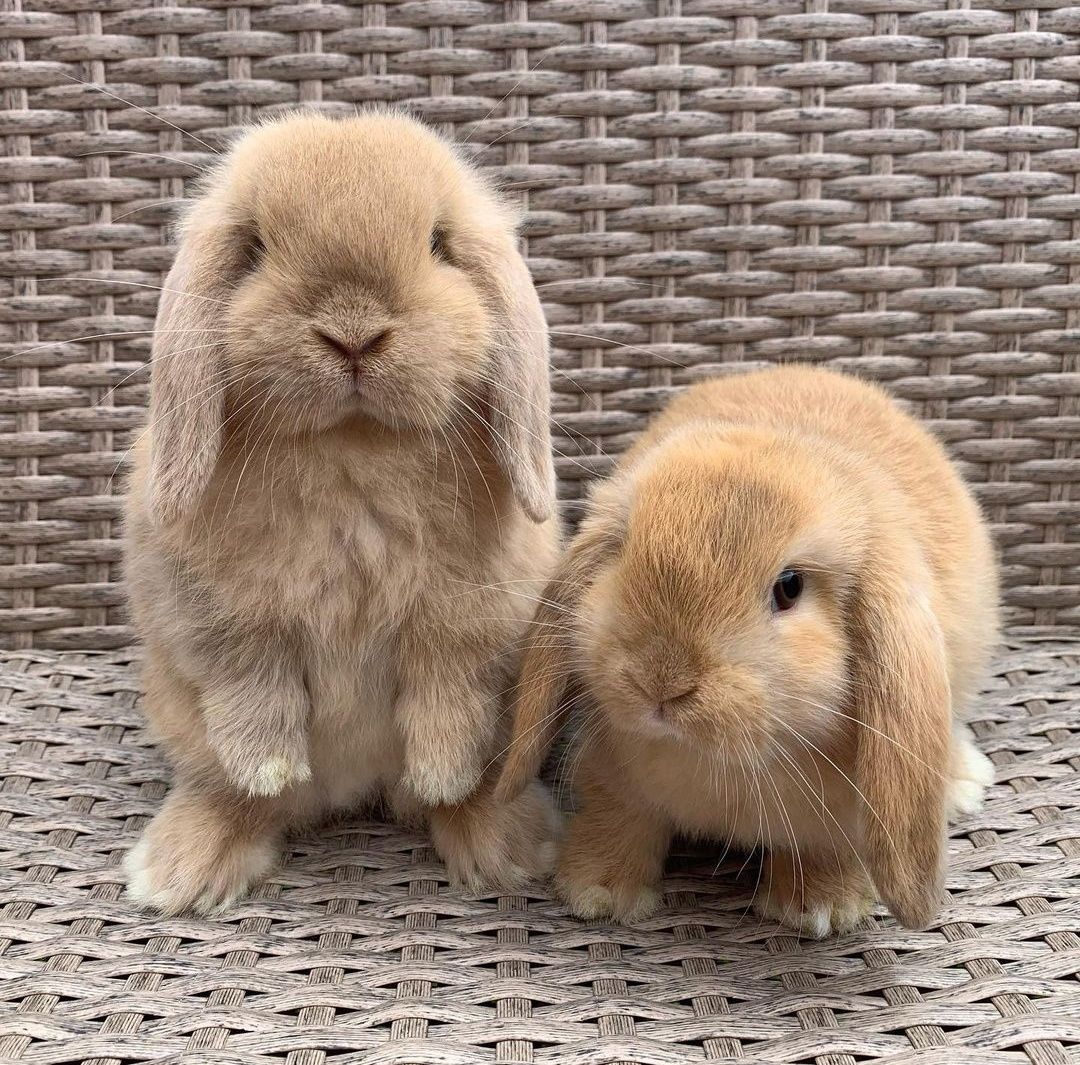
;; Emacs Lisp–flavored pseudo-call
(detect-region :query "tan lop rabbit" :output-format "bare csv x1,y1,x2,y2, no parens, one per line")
124,111,559,914
497,366,999,935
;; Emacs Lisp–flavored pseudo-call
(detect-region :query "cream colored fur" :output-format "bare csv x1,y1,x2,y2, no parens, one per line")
124,112,559,914
498,366,1000,935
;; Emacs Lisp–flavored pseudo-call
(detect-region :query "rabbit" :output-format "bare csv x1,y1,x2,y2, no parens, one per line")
123,110,561,915
495,365,999,936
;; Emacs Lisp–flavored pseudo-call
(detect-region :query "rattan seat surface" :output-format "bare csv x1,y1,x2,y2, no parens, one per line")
1,640,1078,1064
3,0,1080,1058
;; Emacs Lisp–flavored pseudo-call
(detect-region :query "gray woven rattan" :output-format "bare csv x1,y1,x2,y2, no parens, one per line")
2,4,1080,1059
0,640,1078,1063
2,1,1080,648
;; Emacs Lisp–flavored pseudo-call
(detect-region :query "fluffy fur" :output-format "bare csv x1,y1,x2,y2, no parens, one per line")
497,366,999,934
124,111,560,915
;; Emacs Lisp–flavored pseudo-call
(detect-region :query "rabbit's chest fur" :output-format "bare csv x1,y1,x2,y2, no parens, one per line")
173,442,429,637
209,455,426,631
203,453,424,802
614,731,860,855
128,425,539,809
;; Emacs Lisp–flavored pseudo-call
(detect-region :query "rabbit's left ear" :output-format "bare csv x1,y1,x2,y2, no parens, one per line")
475,231,556,523
850,550,953,929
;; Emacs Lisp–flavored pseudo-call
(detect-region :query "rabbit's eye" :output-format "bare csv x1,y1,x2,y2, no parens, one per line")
771,570,803,612
430,226,450,261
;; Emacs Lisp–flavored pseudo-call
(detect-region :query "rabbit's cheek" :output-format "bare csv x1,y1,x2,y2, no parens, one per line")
767,609,850,745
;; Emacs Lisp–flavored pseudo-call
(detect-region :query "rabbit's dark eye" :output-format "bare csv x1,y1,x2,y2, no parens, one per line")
430,225,450,261
772,570,803,612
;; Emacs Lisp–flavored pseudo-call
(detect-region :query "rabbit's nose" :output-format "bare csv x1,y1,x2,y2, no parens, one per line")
317,328,393,367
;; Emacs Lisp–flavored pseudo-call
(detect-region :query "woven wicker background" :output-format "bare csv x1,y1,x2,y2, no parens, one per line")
1,640,1078,1063
2,0,1080,650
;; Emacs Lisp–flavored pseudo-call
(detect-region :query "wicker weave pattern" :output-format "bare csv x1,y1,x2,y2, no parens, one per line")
0,639,1078,1063
1,0,1079,649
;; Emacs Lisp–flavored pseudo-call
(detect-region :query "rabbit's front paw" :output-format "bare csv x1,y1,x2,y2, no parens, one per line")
402,753,480,808
557,874,661,923
553,796,669,924
753,851,876,938
237,754,312,798
755,885,874,938
213,734,311,798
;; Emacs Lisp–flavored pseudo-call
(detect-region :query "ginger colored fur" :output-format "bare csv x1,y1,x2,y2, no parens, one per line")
124,112,559,914
498,366,999,933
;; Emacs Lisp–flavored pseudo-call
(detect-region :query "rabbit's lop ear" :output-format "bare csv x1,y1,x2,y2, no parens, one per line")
147,225,231,525
850,553,952,928
481,234,556,524
495,521,615,800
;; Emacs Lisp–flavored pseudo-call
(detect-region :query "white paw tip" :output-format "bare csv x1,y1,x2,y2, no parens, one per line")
123,840,155,904
248,756,311,797
621,887,661,922
500,862,530,892
406,767,474,808
948,778,987,817
954,737,994,783
798,905,832,939
193,890,239,917
571,885,614,920
968,749,995,785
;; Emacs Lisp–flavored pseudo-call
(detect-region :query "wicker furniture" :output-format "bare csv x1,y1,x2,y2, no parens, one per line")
2,0,1080,646
2,1,1078,1062
1,641,1078,1063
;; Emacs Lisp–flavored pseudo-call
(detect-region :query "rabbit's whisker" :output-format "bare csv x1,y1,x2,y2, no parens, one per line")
201,376,295,534
41,277,232,306
769,715,901,868
459,381,610,461
772,688,949,781
494,587,590,619
534,277,658,289
495,663,577,703
457,387,598,474
556,705,603,805
450,576,579,590
471,47,561,134
777,736,879,915
112,199,186,223
107,361,267,494
63,73,221,155
75,149,213,172
479,697,574,780
770,739,875,916
709,729,753,877
545,329,690,369
444,398,504,547
755,745,807,914
102,340,223,400
2,328,227,364
256,384,295,523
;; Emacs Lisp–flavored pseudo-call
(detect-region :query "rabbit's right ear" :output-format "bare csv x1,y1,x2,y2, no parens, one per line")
146,225,232,525
495,518,618,801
